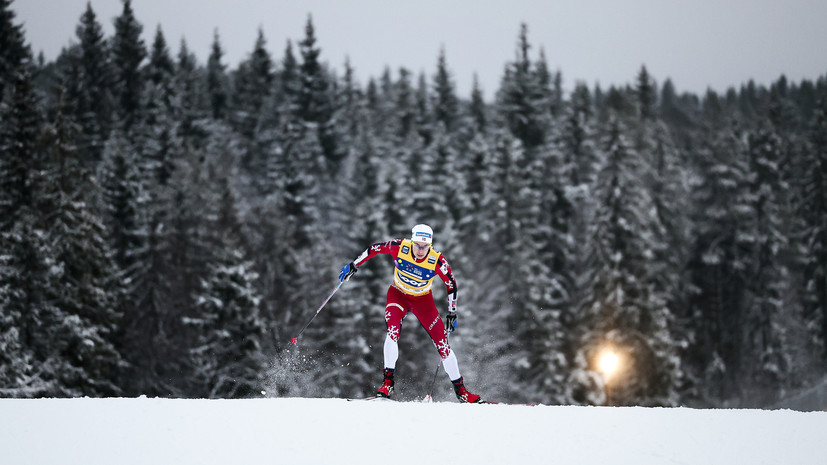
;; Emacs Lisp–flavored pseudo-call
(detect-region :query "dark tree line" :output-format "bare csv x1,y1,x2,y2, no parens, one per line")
2,0,826,406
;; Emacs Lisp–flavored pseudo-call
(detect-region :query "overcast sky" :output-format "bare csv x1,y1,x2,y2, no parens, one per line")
13,0,827,100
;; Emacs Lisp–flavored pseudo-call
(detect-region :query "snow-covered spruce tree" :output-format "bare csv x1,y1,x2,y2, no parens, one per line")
0,275,34,396
414,72,434,146
35,92,125,396
379,67,406,140
110,0,146,131
117,76,194,396
801,93,827,360
261,106,331,339
0,0,30,99
1,70,124,397
0,221,58,397
466,130,526,401
98,123,157,395
502,131,571,404
231,28,273,142
468,75,488,134
337,58,363,145
147,26,175,98
186,262,266,398
632,67,693,396
534,48,564,119
560,82,598,188
72,2,113,164
432,47,459,133
325,124,390,398
298,15,341,171
496,23,550,150
685,116,755,403
98,125,143,275
0,64,40,231
206,30,229,120
569,116,680,406
737,125,794,403
175,39,212,150
0,63,46,397
480,42,573,403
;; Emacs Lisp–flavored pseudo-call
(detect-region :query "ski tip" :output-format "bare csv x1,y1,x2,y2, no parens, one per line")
290,337,298,344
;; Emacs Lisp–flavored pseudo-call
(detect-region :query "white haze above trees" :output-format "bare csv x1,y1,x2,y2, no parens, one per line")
2,0,827,406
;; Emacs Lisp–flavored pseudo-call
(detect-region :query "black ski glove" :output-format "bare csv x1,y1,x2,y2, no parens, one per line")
446,312,457,333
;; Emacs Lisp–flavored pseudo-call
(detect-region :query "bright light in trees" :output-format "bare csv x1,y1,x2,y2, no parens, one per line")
597,349,620,380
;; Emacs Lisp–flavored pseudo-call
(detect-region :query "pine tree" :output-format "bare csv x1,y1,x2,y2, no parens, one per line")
0,0,30,99
414,72,434,146
469,75,487,134
0,63,46,397
686,120,755,402
561,82,597,187
0,275,33,396
148,26,174,85
636,66,656,121
297,15,340,169
324,127,389,397
802,94,827,359
73,2,113,163
206,30,229,120
386,68,412,140
232,28,273,139
99,126,153,394
110,0,146,130
740,126,794,399
146,25,175,110
432,47,458,132
534,48,563,118
0,64,42,231
278,40,300,114
571,117,679,406
186,262,266,398
497,23,548,149
36,91,125,396
0,220,57,396
338,57,363,142
176,38,207,129
99,127,143,272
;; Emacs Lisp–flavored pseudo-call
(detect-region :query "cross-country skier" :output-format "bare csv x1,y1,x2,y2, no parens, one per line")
338,224,481,403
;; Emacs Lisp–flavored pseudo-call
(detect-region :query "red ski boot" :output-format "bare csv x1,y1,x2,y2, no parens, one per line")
452,377,481,403
376,368,394,398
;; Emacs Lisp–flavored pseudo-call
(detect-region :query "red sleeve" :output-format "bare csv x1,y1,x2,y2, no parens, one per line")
435,254,458,310
353,240,402,267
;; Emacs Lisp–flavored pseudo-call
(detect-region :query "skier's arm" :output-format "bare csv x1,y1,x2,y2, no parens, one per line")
353,240,400,267
340,240,399,282
435,254,458,313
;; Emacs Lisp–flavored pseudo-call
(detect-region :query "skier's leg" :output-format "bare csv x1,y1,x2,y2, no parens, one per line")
383,287,408,370
377,288,409,398
411,296,461,380
410,295,479,402
441,348,461,380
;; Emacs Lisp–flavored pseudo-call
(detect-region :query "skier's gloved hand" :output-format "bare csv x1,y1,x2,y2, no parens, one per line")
338,262,357,282
446,312,457,333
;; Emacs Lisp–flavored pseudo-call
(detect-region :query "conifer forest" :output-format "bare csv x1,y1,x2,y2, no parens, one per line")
2,0,826,407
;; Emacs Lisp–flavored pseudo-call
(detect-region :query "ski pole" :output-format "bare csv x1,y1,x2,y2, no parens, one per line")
290,280,344,344
426,331,451,401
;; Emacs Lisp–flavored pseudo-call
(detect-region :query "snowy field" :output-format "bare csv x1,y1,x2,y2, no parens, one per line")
2,397,826,465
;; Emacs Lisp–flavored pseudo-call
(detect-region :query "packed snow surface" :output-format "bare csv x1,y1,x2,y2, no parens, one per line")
2,397,826,465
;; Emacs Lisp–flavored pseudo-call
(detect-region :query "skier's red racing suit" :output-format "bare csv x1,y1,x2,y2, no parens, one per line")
354,239,457,359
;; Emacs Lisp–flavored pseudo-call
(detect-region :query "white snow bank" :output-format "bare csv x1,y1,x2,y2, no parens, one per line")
1,397,825,465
